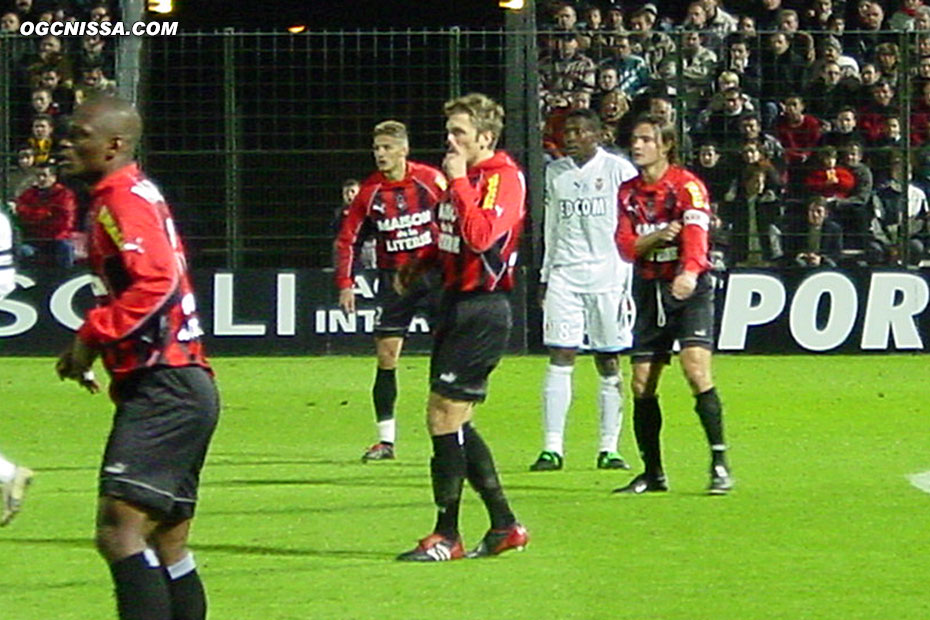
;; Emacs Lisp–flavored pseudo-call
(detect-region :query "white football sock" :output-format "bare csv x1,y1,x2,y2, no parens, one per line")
598,374,622,453
0,453,15,483
542,364,573,455
377,419,396,444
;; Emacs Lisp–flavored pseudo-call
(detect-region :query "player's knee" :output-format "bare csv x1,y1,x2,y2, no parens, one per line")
94,524,141,562
548,347,576,366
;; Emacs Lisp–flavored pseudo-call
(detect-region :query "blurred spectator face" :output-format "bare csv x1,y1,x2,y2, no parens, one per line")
738,15,756,34
83,34,105,53
629,13,649,31
39,35,62,58
17,149,35,170
885,117,901,139
904,0,922,9
1,11,20,31
15,0,32,14
807,202,827,226
861,2,883,29
82,68,104,87
554,4,577,30
784,97,804,122
569,90,592,109
699,145,720,167
729,41,749,64
860,64,880,85
718,72,740,92
741,143,762,164
598,67,618,91
32,118,52,139
741,116,762,139
584,7,602,29
605,8,623,29
827,15,845,33
877,47,898,72
843,144,863,165
557,36,579,59
683,32,702,52
39,69,60,89
779,11,799,32
919,56,930,78
762,0,781,9
35,166,56,189
770,33,789,55
916,9,930,30
612,37,632,59
872,82,894,106
90,6,110,22
649,97,674,125
922,81,930,106
599,90,629,123
822,62,842,86
836,110,856,133
31,90,52,113
919,35,930,56
820,150,837,168
724,91,744,115
814,0,833,16
687,3,708,26
821,44,839,63
36,9,53,22
342,182,359,205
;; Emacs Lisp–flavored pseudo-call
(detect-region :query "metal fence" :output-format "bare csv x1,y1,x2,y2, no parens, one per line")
2,23,928,270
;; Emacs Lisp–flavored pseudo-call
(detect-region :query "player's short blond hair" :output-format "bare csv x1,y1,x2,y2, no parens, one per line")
373,120,408,144
443,93,505,147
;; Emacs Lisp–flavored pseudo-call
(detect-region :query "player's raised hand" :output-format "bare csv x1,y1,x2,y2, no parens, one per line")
443,136,467,180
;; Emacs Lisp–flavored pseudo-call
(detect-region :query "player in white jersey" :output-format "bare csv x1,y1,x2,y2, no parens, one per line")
530,108,639,472
0,208,34,525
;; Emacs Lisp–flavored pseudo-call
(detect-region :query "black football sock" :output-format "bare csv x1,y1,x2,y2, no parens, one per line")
430,432,466,539
633,396,663,477
109,550,171,620
462,422,516,530
695,387,727,466
372,368,397,430
165,553,206,620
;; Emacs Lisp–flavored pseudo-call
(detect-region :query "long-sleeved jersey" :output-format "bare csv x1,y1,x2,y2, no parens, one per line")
437,150,525,293
541,147,637,293
333,161,445,290
77,163,209,384
616,164,711,281
0,211,14,300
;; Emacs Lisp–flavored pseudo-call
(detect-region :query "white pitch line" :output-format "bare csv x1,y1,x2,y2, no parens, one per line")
906,471,930,494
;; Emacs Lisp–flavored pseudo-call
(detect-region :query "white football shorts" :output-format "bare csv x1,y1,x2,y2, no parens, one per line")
543,285,635,352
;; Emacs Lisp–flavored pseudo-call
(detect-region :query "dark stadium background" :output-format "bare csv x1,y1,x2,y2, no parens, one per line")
178,1,506,29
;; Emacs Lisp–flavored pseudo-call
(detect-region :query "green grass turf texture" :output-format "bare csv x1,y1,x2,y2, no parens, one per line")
1,355,929,619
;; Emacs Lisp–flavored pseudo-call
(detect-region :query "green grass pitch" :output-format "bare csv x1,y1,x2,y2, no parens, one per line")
1,355,929,619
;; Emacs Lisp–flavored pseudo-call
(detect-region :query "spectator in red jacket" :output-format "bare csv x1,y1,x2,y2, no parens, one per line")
803,146,856,199
859,80,899,144
15,161,77,267
775,95,822,166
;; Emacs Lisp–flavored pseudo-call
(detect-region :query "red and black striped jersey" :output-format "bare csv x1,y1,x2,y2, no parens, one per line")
78,163,210,386
437,150,526,293
616,164,711,281
334,161,446,290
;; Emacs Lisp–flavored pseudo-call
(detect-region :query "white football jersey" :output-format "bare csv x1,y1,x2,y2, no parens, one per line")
541,147,638,293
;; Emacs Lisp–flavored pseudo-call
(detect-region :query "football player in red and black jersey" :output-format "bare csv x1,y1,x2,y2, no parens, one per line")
396,93,529,562
56,96,217,620
334,120,446,462
614,114,734,496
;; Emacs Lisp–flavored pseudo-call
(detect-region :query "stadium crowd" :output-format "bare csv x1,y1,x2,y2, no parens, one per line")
537,0,930,267
1,0,117,267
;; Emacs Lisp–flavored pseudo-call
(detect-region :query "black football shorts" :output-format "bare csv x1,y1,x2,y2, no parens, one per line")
374,268,440,337
100,365,219,521
630,272,715,363
429,291,511,402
